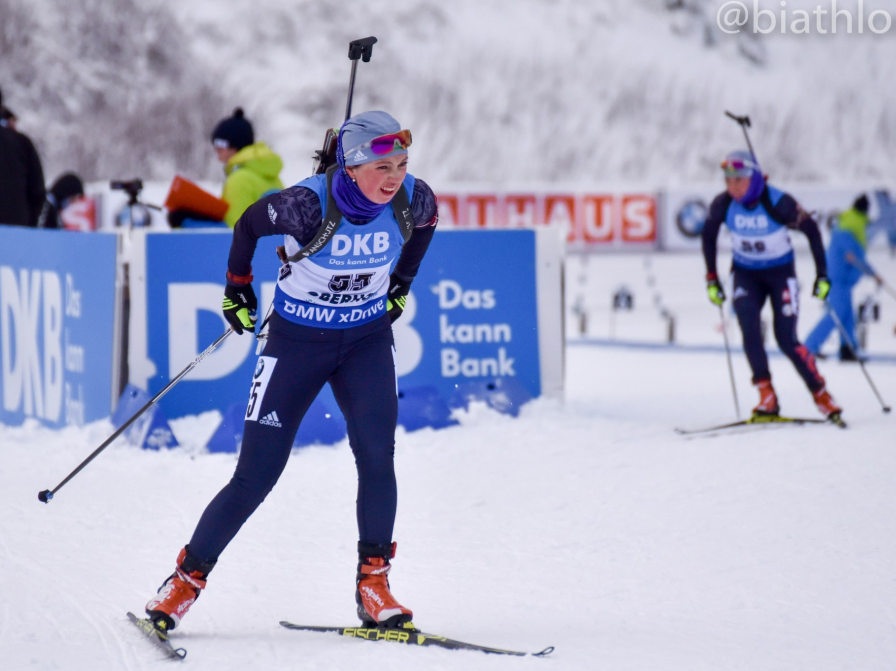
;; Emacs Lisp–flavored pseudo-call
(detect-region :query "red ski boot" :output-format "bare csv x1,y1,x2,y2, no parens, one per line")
145,546,216,632
752,379,780,417
813,386,843,419
356,542,413,629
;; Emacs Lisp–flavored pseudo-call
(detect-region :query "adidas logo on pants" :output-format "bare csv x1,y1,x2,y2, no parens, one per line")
259,411,282,428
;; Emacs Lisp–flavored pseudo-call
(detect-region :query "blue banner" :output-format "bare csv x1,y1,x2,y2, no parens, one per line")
0,228,118,427
393,229,541,402
144,232,283,417
142,229,542,419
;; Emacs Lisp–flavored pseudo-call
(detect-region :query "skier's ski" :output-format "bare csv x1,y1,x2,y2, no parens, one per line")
675,413,846,435
279,621,553,657
127,612,187,660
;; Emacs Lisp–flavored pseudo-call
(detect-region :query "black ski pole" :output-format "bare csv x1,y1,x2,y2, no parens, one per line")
38,329,234,503
718,302,742,420
823,300,891,413
344,36,377,122
725,111,758,160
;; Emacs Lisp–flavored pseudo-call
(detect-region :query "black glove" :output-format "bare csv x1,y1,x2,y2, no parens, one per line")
386,274,411,323
223,281,257,334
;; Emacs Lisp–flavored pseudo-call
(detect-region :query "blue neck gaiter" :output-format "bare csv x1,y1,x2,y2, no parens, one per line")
738,169,766,206
331,130,389,224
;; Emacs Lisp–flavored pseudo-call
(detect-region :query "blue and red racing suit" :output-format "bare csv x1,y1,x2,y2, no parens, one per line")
702,186,828,391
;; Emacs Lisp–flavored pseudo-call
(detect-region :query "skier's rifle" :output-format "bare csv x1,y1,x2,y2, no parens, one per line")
725,111,758,161
312,36,377,175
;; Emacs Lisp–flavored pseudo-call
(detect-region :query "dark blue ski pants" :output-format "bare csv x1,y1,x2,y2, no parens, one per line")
732,263,825,393
188,312,399,561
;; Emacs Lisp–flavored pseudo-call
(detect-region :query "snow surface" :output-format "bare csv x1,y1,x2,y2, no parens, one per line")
3,251,896,670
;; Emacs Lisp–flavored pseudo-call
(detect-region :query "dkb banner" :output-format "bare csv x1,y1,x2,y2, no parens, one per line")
131,228,561,420
393,229,542,401
0,228,118,427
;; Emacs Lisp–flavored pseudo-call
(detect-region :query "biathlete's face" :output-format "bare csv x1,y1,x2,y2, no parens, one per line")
346,154,408,204
725,176,751,201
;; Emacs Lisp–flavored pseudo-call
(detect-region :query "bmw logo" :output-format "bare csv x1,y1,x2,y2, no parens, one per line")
254,358,265,378
676,199,708,238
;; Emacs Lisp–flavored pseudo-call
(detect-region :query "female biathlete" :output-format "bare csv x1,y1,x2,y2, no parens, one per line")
142,111,439,634
702,150,842,421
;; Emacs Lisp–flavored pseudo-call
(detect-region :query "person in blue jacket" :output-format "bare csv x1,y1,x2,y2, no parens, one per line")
702,150,842,419
805,194,883,360
141,111,439,637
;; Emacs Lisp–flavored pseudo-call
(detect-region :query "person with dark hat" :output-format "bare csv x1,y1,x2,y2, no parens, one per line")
38,173,86,229
210,107,284,227
805,194,883,360
0,87,46,227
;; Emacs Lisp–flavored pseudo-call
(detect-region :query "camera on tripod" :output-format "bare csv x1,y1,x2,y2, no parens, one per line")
110,179,144,204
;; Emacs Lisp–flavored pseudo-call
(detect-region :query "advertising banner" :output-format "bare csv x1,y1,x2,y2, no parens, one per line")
0,228,118,427
436,190,657,251
130,227,562,421
393,229,543,402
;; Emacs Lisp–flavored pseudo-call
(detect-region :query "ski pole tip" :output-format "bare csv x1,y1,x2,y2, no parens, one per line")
38,489,53,503
884,406,892,414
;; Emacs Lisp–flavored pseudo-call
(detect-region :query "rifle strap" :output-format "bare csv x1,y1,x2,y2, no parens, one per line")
284,165,344,263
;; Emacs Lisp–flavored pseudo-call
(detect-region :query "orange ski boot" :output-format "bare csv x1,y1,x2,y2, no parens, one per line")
356,542,413,629
145,546,216,632
752,379,780,417
813,386,843,420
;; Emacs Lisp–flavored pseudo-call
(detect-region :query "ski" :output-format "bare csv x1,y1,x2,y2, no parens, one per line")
127,612,187,660
279,621,554,657
675,413,846,435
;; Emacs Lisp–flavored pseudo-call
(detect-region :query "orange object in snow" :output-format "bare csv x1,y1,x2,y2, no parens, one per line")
164,176,229,221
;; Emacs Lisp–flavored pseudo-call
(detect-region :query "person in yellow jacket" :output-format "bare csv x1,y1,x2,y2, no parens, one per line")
211,108,284,228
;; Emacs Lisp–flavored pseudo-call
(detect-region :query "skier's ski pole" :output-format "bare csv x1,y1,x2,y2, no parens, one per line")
725,111,758,160
718,302,741,420
878,277,896,301
38,329,234,503
824,300,891,413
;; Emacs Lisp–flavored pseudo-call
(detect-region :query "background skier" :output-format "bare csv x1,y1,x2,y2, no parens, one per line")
805,194,883,360
702,150,842,420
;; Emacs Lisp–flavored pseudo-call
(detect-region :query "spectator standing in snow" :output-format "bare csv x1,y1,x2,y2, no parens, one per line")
805,194,883,360
0,87,46,227
211,108,284,227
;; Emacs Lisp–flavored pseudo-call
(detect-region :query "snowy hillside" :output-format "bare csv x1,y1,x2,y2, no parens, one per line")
2,0,896,187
